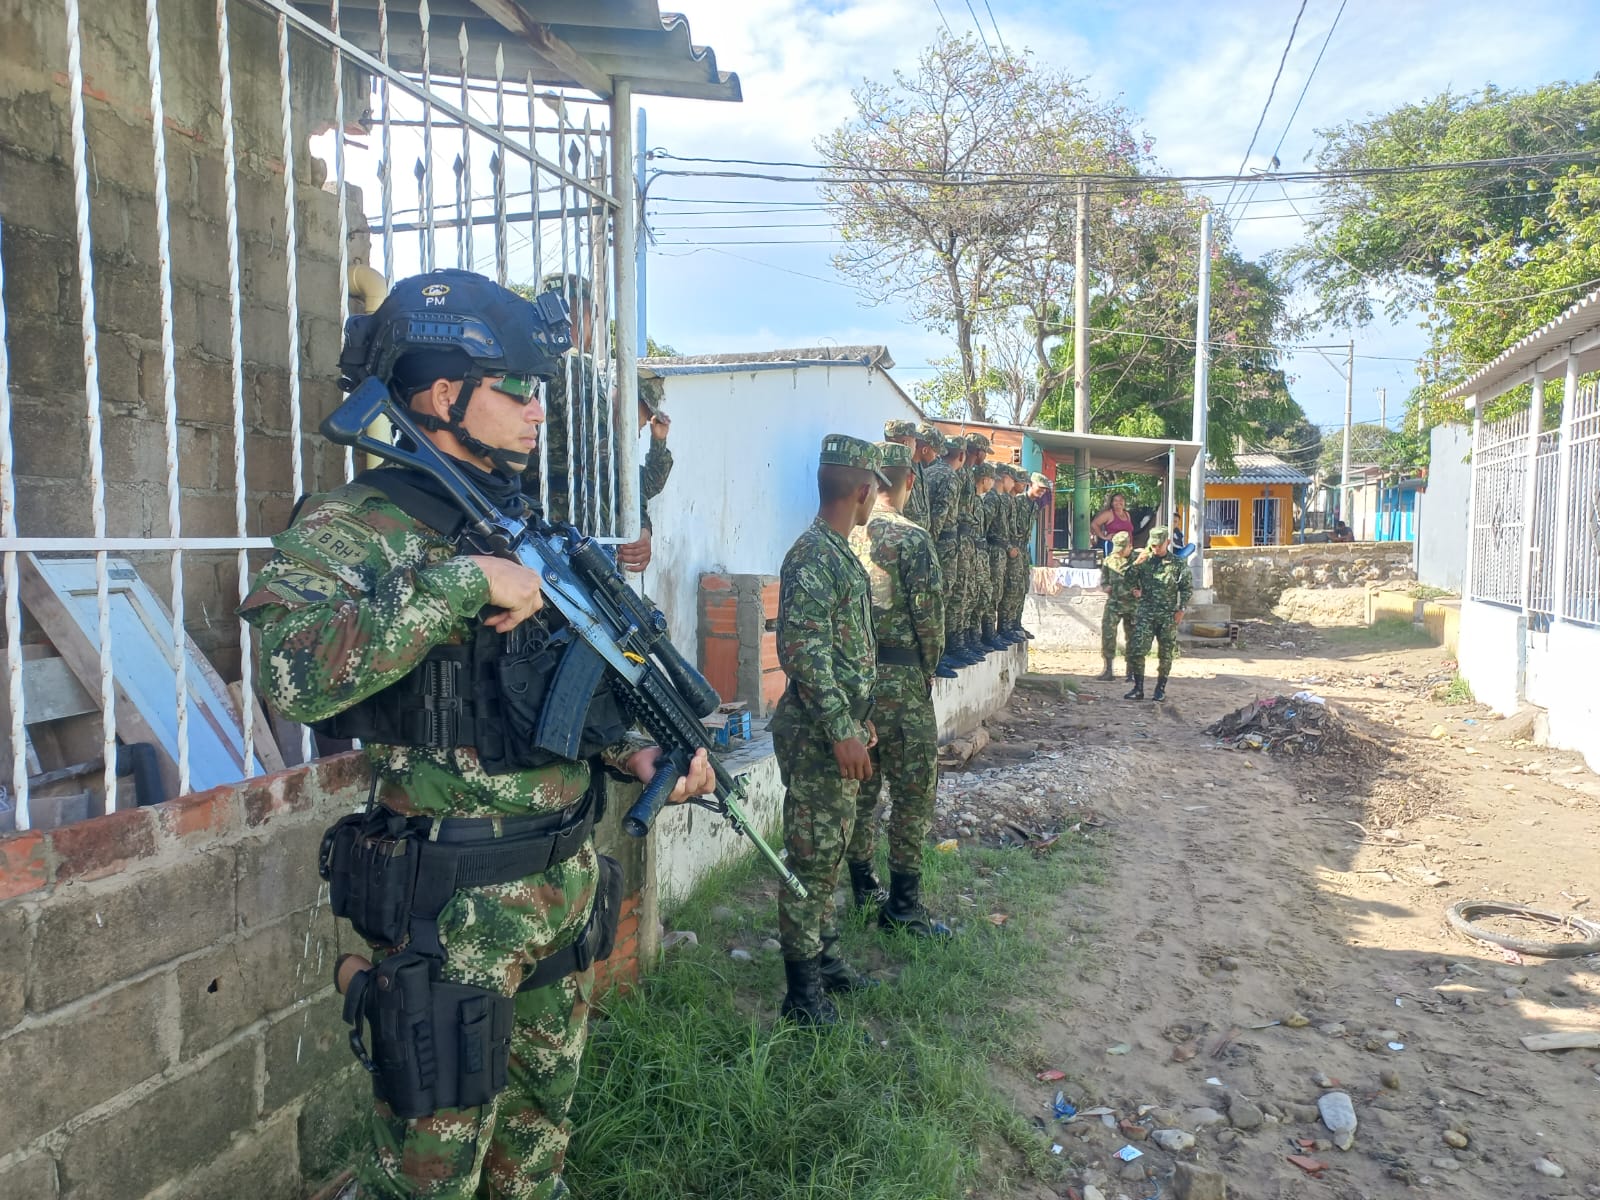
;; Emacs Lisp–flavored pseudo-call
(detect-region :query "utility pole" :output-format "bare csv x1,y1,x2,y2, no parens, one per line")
1340,339,1354,534
1072,179,1092,551
1189,212,1212,587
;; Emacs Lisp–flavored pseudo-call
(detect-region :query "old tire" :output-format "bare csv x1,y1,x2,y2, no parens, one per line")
1446,900,1600,959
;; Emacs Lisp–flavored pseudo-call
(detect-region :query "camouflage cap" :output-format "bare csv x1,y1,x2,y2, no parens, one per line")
1029,472,1051,488
883,418,917,439
965,432,992,452
1111,530,1131,548
819,432,891,486
876,440,912,468
1148,524,1171,542
974,461,995,480
916,422,944,448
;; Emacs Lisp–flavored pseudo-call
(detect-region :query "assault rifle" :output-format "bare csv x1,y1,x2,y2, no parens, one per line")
322,378,807,898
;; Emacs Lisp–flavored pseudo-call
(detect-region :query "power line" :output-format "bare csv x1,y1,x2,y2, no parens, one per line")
980,0,1009,55
1221,0,1310,215
960,0,997,61
1267,0,1347,169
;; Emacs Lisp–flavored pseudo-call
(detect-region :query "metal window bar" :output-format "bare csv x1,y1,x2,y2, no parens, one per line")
1468,408,1532,607
1,0,631,831
1563,381,1600,626
1527,431,1561,618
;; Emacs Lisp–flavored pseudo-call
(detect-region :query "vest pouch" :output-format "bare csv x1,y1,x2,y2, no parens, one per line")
482,622,567,774
319,810,422,948
588,853,625,968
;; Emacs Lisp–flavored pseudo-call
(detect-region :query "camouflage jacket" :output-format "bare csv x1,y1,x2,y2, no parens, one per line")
924,459,958,544
771,517,876,745
849,500,945,679
903,460,930,530
525,360,671,535
1129,550,1193,615
239,480,643,817
956,467,979,539
1011,492,1033,548
1100,553,1139,609
981,490,1008,548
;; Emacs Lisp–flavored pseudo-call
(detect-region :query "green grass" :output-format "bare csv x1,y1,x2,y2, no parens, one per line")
566,837,1103,1200
1432,675,1474,704
1409,583,1456,601
1322,618,1434,649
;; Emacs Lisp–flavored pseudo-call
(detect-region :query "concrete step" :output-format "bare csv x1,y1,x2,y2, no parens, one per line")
1190,588,1216,605
1186,602,1232,624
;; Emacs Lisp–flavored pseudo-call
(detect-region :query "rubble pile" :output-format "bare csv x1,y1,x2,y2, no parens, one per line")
929,745,1125,843
1205,693,1345,757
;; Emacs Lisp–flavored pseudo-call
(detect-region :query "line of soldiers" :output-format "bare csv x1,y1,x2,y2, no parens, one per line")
882,419,1045,674
770,429,1049,1024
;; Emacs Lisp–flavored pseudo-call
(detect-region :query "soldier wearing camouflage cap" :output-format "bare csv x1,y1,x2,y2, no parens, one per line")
771,433,885,1025
1096,530,1138,682
884,419,930,530
1125,524,1192,701
241,269,715,1199
927,432,965,669
952,433,993,663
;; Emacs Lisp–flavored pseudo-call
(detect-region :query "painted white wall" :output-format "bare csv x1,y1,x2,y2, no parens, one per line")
1457,600,1525,716
1542,622,1600,773
1416,424,1472,593
638,362,923,655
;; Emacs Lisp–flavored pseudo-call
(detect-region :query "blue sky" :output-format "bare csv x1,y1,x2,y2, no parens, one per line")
633,0,1600,434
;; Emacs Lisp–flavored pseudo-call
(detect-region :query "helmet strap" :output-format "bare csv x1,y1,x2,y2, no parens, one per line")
409,369,532,477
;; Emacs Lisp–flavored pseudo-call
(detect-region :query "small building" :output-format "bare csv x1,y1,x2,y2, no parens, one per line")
1193,453,1311,547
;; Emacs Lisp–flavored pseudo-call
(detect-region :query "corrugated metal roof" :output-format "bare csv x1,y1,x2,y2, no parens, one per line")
1441,284,1600,404
642,346,893,370
1206,452,1313,485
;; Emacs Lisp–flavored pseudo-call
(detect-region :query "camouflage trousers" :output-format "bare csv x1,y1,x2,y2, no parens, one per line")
845,664,938,874
936,537,960,644
1101,600,1137,660
959,536,986,633
1129,607,1181,675
360,847,600,1200
774,723,862,960
985,545,1007,632
1001,548,1029,628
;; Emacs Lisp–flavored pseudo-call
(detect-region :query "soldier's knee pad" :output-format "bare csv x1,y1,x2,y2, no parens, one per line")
342,951,514,1120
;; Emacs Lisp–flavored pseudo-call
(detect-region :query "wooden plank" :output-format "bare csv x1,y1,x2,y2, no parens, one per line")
1519,1031,1600,1052
16,554,181,801
229,681,286,774
0,652,98,722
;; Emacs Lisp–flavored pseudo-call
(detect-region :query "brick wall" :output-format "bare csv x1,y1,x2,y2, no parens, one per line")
697,572,783,716
1,0,366,681
0,756,657,1199
1209,543,1416,618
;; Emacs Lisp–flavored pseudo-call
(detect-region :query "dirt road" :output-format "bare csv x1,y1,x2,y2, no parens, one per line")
975,624,1600,1199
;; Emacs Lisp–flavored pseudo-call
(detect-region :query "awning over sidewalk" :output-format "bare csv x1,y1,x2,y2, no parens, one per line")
1016,427,1203,477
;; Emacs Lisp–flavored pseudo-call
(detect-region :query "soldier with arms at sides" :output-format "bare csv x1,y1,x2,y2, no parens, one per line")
882,417,929,530
844,442,953,937
240,269,714,1199
1096,530,1138,682
1124,524,1192,702
921,425,962,676
770,434,888,1025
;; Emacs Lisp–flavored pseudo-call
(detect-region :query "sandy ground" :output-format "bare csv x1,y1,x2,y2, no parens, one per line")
972,623,1600,1200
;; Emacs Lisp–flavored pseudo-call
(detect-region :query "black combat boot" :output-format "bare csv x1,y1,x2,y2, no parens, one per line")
1019,624,1036,641
780,957,839,1026
1125,663,1135,683
967,629,989,659
1152,672,1169,701
819,934,880,994
938,636,964,674
982,621,1009,651
953,633,982,666
878,870,953,938
1095,657,1115,681
1000,622,1025,645
1123,669,1145,701
848,858,887,911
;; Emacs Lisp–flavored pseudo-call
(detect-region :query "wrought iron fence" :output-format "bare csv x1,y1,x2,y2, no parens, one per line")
1527,430,1561,617
1467,409,1530,607
0,0,633,830
1562,380,1600,626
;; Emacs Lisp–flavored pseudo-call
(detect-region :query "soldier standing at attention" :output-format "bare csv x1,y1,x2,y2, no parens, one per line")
929,430,968,669
1125,524,1192,701
999,465,1032,644
1096,530,1138,681
957,433,993,661
883,418,929,530
844,442,952,937
240,270,714,1199
973,461,1003,650
771,434,887,1025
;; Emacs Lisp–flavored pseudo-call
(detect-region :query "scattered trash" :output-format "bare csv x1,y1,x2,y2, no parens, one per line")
1317,1091,1358,1151
988,912,1010,926
1447,899,1600,958
1205,694,1354,757
1050,1144,1064,1155
729,948,753,963
1386,1041,1405,1051
1284,1011,1311,1028
1036,1068,1067,1082
1429,724,1448,739
1519,1031,1600,1052
1204,1077,1223,1087
1053,1091,1077,1119
1114,1145,1144,1163
1106,1042,1132,1055
1287,1154,1329,1176
1171,1042,1198,1062
1151,1129,1194,1152
935,838,960,853
1533,1157,1566,1179
1249,1020,1282,1031
661,930,698,950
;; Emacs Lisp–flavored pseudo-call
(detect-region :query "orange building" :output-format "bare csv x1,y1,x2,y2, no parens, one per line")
1191,453,1311,547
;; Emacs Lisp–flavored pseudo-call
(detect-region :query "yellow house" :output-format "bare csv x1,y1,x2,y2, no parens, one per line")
1191,453,1311,547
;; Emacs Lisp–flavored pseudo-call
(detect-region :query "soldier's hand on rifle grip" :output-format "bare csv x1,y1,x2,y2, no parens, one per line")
626,746,714,803
469,555,545,632
832,737,873,781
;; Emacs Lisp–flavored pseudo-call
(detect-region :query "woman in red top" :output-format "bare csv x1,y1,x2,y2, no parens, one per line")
1090,492,1134,551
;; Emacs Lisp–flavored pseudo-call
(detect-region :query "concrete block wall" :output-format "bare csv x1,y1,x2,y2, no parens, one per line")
1209,543,1416,618
1,0,368,680
697,572,783,716
0,754,658,1199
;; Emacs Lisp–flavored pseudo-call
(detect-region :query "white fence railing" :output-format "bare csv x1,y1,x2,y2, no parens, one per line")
0,0,633,831
1563,381,1600,626
1468,408,1529,607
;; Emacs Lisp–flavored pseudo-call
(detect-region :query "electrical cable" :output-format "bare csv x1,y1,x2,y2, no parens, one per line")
1221,0,1309,215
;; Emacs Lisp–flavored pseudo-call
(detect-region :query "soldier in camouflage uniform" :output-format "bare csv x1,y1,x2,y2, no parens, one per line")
998,465,1032,644
1096,530,1138,681
973,462,1004,649
883,418,929,530
926,430,967,670
771,433,888,1025
844,442,952,938
526,273,673,572
957,433,993,661
240,270,713,1200
1125,524,1193,701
